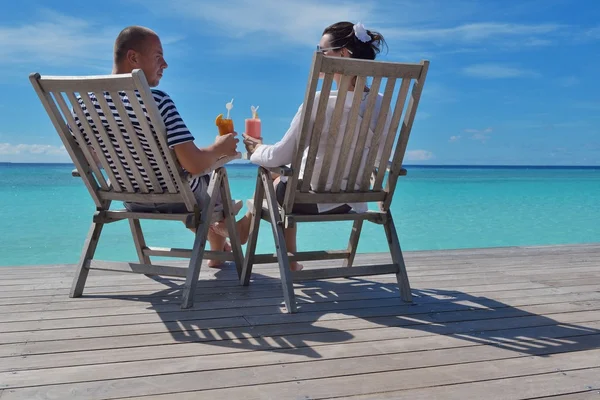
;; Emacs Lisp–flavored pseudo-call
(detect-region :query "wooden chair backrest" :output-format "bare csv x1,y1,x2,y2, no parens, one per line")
30,70,197,211
282,52,429,213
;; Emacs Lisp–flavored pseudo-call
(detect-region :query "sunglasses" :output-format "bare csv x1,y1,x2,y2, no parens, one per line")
316,45,353,54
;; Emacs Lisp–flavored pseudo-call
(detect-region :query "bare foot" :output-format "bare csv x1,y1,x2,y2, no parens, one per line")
210,214,252,245
290,262,304,272
207,240,231,268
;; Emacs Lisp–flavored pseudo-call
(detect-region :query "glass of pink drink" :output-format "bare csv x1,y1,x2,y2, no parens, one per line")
245,106,261,139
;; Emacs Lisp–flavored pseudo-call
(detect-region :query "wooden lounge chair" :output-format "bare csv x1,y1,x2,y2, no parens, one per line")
29,69,243,309
241,52,429,313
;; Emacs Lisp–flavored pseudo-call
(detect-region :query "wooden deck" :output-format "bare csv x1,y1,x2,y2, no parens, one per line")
1,244,600,399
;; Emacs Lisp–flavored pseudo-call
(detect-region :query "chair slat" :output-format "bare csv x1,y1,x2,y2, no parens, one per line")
330,75,366,193
321,57,423,79
38,74,138,93
93,92,137,193
300,73,334,192
53,92,108,190
124,90,173,195
283,52,324,213
66,92,122,191
78,92,133,193
131,72,187,199
373,78,411,191
109,91,156,193
315,74,352,192
384,61,430,210
359,78,396,191
345,77,382,191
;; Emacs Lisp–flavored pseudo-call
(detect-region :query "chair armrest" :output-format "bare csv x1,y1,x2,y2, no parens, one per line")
262,165,294,177
375,162,407,176
188,152,242,179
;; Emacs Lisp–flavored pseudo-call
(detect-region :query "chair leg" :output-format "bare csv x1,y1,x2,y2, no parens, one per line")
343,220,363,268
383,211,412,302
261,169,297,313
219,169,244,278
181,171,221,309
70,221,104,298
240,169,265,286
129,219,151,265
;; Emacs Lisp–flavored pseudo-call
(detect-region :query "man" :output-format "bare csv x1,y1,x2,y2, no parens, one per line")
72,26,243,265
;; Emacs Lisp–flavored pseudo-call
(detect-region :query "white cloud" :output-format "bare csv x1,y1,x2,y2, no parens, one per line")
145,0,375,47
466,127,493,142
0,143,67,155
462,64,539,79
0,10,115,68
449,135,461,142
406,150,434,161
387,22,563,43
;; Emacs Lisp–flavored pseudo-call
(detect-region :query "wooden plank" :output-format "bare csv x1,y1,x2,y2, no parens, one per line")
98,191,185,203
78,91,132,192
65,91,121,191
130,72,184,198
4,310,600,374
261,170,297,313
292,264,398,281
2,249,599,279
330,76,368,193
301,72,334,192
343,220,363,268
53,92,108,189
373,77,411,191
346,77,382,191
321,56,424,79
359,77,396,191
93,91,138,192
241,171,265,286
4,340,599,399
88,260,188,277
283,52,324,213
293,191,385,204
2,326,600,392
109,90,160,192
36,73,138,92
5,289,597,335
324,369,600,399
123,89,172,194
253,250,351,264
1,301,598,358
129,219,151,264
384,60,429,210
316,74,352,191
2,279,600,325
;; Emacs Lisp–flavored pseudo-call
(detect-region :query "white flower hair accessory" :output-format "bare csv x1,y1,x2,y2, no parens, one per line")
353,22,371,43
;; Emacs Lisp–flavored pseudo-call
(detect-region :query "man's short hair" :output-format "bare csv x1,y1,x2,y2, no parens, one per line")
114,26,157,64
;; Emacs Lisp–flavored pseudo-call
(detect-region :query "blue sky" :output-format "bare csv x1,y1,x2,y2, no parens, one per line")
0,0,598,165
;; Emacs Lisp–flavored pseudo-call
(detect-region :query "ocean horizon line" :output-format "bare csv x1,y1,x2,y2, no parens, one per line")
2,161,600,170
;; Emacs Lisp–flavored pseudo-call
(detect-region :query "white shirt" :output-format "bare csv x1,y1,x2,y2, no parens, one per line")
250,90,392,213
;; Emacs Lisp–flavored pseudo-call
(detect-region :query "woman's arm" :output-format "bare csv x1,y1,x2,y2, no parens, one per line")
249,105,304,167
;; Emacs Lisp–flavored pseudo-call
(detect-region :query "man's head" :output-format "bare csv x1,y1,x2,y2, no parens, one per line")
113,26,167,87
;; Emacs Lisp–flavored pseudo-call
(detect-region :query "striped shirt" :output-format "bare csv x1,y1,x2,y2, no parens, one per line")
71,90,200,192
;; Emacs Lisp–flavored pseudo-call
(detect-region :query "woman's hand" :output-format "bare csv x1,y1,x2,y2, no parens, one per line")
243,133,263,155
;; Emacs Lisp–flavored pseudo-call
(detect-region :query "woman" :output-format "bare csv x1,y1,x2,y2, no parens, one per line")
217,21,391,271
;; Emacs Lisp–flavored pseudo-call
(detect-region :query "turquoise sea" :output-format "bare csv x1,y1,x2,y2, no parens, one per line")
1,163,599,267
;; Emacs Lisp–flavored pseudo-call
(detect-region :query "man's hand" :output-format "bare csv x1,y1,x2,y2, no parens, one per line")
213,132,239,157
243,133,263,155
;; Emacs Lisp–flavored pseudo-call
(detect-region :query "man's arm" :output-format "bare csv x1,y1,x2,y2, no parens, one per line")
173,132,239,175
